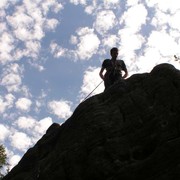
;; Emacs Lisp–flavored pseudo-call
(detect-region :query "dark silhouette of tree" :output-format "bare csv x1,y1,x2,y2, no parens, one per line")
0,144,7,179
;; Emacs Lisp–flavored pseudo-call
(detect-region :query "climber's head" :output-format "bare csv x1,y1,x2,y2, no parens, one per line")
110,47,118,59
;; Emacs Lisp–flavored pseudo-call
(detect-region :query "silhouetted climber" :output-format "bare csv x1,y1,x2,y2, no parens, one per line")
99,47,128,90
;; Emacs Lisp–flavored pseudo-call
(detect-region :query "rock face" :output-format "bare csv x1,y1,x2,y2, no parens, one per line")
3,63,180,180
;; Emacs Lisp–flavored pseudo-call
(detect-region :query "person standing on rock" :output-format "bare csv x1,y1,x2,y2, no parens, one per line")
99,47,128,90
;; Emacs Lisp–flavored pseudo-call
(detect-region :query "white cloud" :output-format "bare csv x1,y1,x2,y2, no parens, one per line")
169,29,180,43
45,19,59,30
94,10,117,35
137,47,162,73
102,35,119,48
5,94,15,105
33,91,47,112
15,7,33,25
50,28,100,61
8,154,21,170
151,11,170,28
7,11,36,41
10,131,32,151
146,0,180,14
70,35,78,45
79,67,104,101
168,11,180,30
15,98,32,112
118,29,145,59
76,27,100,60
21,85,31,97
8,63,23,74
1,0,63,64
27,60,45,72
120,4,148,32
0,0,8,9
0,32,14,64
103,0,120,9
50,42,58,53
147,30,179,56
35,100,41,112
24,40,41,58
7,116,52,166
41,1,64,15
0,22,7,33
1,64,24,91
85,5,95,14
48,100,72,119
85,0,119,14
126,0,140,6
34,117,53,135
2,63,23,76
70,0,87,5
0,94,15,114
15,116,36,130
15,116,52,136
1,73,22,92
50,42,67,58
0,124,10,142
0,98,8,114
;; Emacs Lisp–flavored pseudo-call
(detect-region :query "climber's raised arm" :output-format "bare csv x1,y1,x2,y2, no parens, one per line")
99,67,105,80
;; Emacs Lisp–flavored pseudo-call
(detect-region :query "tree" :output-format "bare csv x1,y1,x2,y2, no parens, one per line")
0,144,7,179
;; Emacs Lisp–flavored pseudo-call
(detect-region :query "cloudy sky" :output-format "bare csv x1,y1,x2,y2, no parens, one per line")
1,0,180,170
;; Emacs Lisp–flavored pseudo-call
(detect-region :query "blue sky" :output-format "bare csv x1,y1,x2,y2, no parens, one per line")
1,0,180,170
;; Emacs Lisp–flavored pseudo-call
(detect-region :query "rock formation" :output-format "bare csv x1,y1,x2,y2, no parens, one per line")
3,63,180,180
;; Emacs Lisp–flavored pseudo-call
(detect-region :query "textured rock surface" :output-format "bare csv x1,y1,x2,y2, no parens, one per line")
3,63,180,180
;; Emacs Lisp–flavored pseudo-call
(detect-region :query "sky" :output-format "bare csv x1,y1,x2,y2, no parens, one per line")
1,0,180,170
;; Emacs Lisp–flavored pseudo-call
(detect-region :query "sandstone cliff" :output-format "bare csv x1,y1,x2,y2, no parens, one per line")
3,63,180,180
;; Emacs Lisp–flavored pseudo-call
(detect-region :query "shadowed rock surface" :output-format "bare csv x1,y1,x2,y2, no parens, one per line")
3,63,180,180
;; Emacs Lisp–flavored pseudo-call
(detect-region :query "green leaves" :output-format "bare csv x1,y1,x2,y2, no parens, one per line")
0,144,7,178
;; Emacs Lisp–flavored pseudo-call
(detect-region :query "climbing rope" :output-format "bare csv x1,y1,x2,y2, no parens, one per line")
82,80,103,102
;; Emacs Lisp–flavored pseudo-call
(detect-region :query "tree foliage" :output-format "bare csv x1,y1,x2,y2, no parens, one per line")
0,144,7,178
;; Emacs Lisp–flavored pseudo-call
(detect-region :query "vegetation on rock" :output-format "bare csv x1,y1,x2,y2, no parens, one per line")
0,144,7,179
